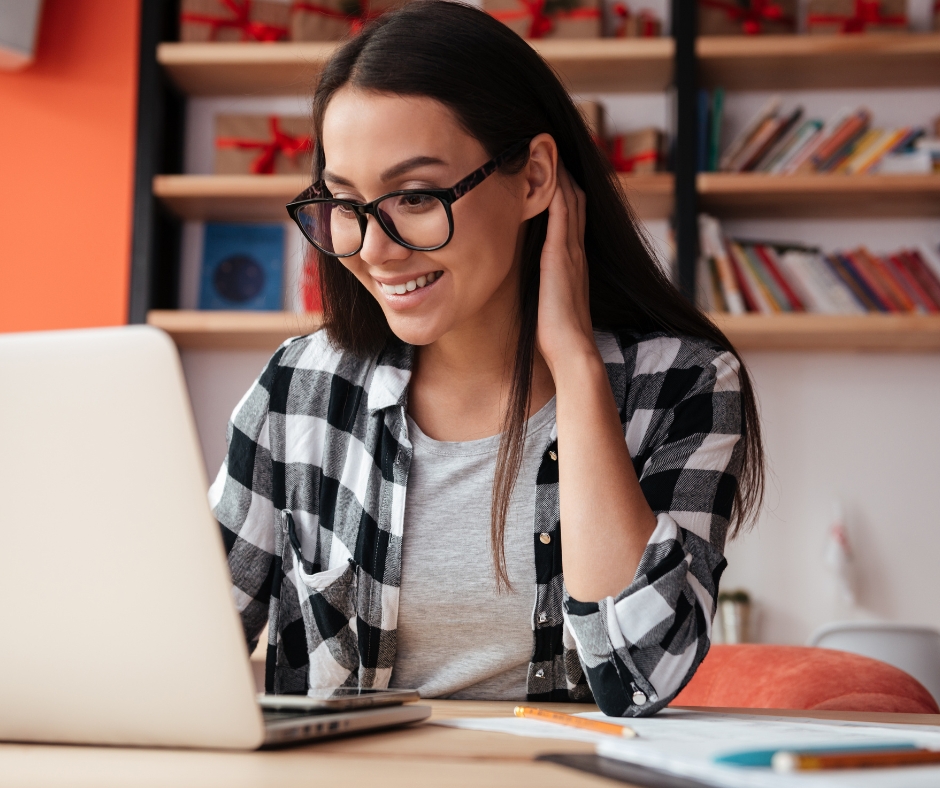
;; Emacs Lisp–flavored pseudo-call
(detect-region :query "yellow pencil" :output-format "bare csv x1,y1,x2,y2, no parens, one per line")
513,705,638,738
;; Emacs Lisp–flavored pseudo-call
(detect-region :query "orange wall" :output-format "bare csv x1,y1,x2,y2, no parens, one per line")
0,0,140,332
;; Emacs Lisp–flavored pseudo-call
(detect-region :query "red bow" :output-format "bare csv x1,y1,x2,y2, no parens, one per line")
290,0,385,33
216,117,313,175
181,0,289,41
699,0,792,34
807,0,907,32
612,3,659,36
608,145,658,173
490,0,600,39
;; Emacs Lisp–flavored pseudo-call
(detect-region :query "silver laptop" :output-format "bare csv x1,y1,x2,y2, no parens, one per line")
0,326,430,749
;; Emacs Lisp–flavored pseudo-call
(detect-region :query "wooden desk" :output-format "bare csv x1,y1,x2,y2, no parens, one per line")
2,701,939,788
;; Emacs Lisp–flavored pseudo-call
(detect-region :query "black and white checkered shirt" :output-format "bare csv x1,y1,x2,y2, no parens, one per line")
210,328,743,716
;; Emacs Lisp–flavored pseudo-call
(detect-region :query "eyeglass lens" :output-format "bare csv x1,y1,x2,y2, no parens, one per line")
295,193,450,256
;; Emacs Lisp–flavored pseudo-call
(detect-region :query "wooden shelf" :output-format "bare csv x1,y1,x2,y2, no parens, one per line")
148,309,321,350
156,38,674,96
698,33,940,91
698,173,940,219
712,313,940,352
153,173,675,221
149,310,940,353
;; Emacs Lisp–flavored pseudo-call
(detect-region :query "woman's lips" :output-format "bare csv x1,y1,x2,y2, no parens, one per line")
374,271,444,309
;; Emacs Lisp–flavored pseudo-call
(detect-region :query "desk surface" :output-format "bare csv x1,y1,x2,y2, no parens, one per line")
3,701,939,788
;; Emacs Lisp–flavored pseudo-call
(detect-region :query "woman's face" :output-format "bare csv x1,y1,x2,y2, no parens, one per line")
320,88,554,346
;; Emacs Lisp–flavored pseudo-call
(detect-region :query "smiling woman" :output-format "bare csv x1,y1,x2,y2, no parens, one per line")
209,0,765,716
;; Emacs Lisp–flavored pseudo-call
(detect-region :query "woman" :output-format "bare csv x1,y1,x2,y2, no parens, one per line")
209,1,764,716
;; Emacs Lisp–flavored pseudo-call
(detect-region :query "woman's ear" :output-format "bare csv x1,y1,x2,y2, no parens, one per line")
520,133,557,221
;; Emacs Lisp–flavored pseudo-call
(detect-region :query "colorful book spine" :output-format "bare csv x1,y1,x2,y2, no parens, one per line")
858,248,915,312
729,241,779,313
904,250,940,309
823,253,880,312
756,245,806,311
699,215,746,314
886,254,937,313
845,249,900,312
707,87,724,173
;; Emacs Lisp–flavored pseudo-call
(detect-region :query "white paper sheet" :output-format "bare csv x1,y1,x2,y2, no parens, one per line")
434,709,940,787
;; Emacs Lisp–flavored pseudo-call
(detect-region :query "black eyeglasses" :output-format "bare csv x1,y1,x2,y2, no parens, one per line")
286,138,531,258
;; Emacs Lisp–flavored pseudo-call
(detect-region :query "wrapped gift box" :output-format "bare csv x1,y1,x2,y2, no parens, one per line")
574,99,606,141
289,0,409,41
181,0,291,42
612,6,662,37
483,0,602,39
806,0,907,33
215,115,314,175
697,0,796,35
608,128,665,174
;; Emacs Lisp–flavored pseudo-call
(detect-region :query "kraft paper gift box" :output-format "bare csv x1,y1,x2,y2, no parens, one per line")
612,6,662,37
574,99,606,141
215,115,314,175
608,128,665,174
697,0,797,35
483,0,602,39
289,0,412,41
180,0,291,41
806,0,908,33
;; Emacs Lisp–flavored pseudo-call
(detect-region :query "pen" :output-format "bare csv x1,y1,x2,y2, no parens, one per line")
513,705,638,739
772,748,940,772
716,742,919,768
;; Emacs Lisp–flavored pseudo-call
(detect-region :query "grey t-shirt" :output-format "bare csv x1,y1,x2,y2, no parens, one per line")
389,397,556,699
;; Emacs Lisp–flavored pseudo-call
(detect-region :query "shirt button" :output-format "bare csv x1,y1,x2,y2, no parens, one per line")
538,613,547,624
632,690,647,706
539,533,551,545
549,450,557,461
535,669,545,679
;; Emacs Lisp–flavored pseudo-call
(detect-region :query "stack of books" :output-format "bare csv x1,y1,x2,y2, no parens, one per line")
698,215,940,315
698,91,930,174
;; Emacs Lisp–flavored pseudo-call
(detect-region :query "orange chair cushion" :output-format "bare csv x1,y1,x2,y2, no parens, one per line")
671,644,940,714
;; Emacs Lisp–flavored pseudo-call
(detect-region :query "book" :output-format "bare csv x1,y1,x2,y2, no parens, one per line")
831,252,886,312
847,248,900,312
757,118,816,173
707,87,724,173
757,245,806,311
803,252,866,314
905,249,940,308
743,244,792,311
847,128,910,174
780,106,853,174
774,251,829,312
769,121,824,174
199,222,285,311
740,107,804,172
858,247,915,312
698,215,746,314
885,253,936,313
719,95,782,172
835,128,886,174
729,241,780,313
808,109,871,172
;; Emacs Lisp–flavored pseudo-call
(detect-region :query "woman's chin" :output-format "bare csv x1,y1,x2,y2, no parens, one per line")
383,316,448,347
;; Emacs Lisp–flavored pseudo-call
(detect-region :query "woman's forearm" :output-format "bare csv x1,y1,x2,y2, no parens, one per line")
554,345,657,602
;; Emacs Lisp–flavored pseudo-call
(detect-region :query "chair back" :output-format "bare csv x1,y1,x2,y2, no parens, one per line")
809,622,940,705
671,644,940,714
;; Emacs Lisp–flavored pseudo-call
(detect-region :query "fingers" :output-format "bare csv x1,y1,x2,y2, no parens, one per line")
556,164,586,261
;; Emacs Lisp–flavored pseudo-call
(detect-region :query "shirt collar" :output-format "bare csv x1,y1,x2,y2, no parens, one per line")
367,341,414,413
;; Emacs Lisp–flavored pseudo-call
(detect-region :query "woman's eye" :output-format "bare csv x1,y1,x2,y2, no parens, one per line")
334,203,358,217
400,194,434,210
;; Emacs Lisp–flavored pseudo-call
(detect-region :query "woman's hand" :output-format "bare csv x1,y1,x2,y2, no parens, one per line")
536,163,598,377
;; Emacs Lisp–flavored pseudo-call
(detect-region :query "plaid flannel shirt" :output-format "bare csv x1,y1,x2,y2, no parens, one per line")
209,328,743,716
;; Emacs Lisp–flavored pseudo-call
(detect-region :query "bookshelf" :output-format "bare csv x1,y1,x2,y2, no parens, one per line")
697,32,940,91
697,173,940,219
157,37,675,94
148,309,940,353
153,172,675,222
129,0,940,353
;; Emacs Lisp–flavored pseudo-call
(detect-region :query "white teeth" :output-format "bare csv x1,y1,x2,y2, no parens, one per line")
379,272,441,296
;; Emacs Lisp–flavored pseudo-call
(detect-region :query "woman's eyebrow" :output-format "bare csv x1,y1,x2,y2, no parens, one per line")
322,155,447,188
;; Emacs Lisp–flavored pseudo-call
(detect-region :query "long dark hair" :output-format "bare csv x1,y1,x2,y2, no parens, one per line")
310,1,764,588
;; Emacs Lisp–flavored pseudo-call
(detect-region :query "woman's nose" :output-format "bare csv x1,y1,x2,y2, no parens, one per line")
359,214,411,266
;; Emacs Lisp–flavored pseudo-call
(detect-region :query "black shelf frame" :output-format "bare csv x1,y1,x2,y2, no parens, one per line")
128,0,700,321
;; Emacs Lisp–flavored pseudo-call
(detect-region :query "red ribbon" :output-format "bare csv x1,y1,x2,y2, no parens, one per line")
490,0,600,39
612,3,659,36
806,0,907,32
698,0,792,34
608,145,658,173
290,0,385,33
181,0,289,41
216,116,313,174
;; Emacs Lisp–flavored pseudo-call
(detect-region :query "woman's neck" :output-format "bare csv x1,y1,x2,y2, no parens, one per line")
407,294,554,443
